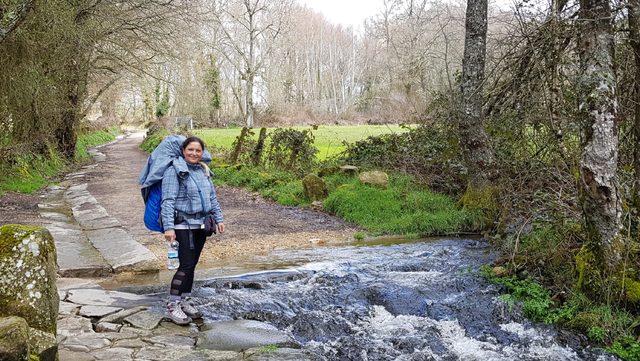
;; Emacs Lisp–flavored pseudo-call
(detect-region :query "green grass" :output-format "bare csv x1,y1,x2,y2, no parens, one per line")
482,266,640,361
323,173,480,235
75,127,119,160
0,128,119,195
213,166,478,236
195,125,411,160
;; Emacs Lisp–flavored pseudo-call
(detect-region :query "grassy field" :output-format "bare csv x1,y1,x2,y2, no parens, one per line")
195,125,411,160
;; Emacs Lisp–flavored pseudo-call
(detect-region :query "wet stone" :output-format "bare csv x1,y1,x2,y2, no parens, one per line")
99,306,147,324
145,334,196,348
123,310,164,330
152,320,199,336
135,346,241,361
197,320,298,352
91,347,134,360
57,316,93,337
118,326,152,337
47,224,111,278
61,333,111,350
79,305,123,318
66,288,155,308
58,349,95,361
113,338,149,348
98,331,141,342
85,227,158,273
59,301,79,316
95,322,122,333
244,347,314,361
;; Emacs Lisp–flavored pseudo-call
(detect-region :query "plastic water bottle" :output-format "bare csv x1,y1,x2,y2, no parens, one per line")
167,241,179,270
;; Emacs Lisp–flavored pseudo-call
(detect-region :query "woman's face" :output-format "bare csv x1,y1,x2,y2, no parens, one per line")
183,141,203,164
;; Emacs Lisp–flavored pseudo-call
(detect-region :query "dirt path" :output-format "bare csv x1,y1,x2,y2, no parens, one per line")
86,133,358,268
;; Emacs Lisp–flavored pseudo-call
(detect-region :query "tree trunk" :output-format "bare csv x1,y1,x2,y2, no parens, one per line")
630,0,640,212
577,0,622,270
245,73,254,128
458,0,495,187
251,127,267,166
230,127,250,164
56,91,79,159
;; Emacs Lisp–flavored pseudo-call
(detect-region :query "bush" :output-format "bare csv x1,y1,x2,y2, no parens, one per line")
343,124,465,195
140,127,169,153
266,128,317,174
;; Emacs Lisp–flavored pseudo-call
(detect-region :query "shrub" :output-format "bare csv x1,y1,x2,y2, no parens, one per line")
266,128,317,174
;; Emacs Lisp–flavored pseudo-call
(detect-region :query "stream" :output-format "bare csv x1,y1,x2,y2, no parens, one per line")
126,237,614,360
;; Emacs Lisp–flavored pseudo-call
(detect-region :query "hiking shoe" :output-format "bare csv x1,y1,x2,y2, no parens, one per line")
167,301,192,325
181,297,202,318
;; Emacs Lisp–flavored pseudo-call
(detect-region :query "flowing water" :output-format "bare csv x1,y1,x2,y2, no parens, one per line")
177,238,615,360
48,139,615,359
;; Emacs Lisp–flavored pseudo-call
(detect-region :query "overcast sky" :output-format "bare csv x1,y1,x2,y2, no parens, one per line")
296,0,515,30
296,0,385,30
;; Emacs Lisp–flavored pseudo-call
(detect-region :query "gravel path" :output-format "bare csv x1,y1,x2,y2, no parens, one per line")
86,132,358,268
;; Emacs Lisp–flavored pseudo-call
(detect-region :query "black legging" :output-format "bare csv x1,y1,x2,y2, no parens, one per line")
170,229,206,297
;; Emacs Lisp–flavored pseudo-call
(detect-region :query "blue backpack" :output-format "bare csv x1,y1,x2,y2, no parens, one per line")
139,134,213,233
143,181,164,232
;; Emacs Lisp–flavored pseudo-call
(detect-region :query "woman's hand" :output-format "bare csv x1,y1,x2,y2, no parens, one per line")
164,229,176,243
216,222,225,234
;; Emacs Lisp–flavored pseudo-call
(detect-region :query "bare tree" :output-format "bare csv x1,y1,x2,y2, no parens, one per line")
211,0,292,128
577,0,622,270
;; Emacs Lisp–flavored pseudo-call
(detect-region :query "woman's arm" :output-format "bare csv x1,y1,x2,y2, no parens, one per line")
208,181,224,224
161,166,180,234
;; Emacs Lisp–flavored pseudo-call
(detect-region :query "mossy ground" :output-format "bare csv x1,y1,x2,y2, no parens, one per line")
484,223,640,361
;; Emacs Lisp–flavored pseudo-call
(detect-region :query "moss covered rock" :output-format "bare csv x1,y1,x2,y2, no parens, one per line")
358,171,389,188
27,327,57,361
302,174,328,201
0,316,29,361
0,225,59,334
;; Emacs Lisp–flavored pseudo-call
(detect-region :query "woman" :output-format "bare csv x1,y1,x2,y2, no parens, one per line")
161,136,225,325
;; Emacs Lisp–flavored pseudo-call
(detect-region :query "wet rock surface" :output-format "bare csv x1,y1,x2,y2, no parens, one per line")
198,320,299,351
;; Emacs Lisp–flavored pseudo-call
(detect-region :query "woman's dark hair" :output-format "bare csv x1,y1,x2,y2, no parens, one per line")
182,136,206,150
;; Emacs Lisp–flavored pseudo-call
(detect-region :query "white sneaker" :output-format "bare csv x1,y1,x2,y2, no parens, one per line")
167,301,192,325
180,297,202,318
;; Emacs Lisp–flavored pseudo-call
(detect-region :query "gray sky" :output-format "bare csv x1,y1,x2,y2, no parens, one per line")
297,0,515,30
297,0,385,29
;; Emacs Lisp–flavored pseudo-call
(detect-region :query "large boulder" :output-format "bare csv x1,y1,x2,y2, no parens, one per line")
358,171,389,188
0,225,59,334
0,316,29,361
27,327,58,361
302,174,328,201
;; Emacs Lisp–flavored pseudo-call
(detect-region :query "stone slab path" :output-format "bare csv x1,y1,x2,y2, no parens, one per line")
56,282,312,361
40,136,159,277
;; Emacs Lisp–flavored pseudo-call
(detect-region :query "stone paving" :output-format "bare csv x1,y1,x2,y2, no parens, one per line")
55,283,310,361
40,135,159,277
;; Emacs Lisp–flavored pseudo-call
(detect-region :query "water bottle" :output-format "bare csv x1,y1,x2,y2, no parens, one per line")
167,241,179,270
